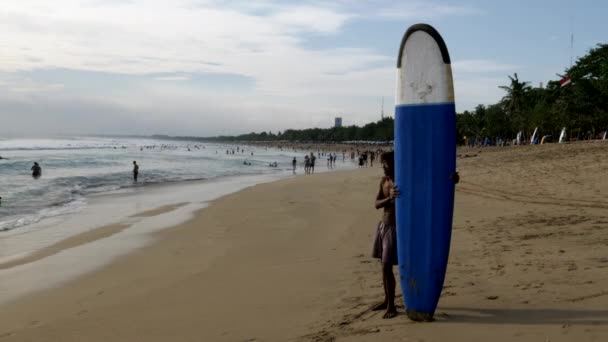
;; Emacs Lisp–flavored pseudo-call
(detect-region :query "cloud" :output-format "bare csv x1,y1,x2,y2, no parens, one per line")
453,76,507,112
270,5,353,33
0,74,64,94
376,1,481,19
0,1,490,135
0,1,376,95
154,75,191,81
452,59,518,74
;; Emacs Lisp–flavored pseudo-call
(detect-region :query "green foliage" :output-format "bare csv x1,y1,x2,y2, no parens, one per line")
202,117,395,143
457,43,608,142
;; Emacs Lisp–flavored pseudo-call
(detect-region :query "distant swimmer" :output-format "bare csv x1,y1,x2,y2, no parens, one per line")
31,162,42,178
133,161,139,182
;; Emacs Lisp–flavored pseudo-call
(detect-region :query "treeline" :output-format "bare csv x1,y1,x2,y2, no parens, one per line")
457,43,608,144
201,117,395,143
182,43,607,145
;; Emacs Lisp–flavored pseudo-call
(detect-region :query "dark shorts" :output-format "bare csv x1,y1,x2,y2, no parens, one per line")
372,222,398,266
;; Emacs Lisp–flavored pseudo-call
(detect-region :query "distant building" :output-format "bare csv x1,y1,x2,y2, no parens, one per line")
334,117,343,128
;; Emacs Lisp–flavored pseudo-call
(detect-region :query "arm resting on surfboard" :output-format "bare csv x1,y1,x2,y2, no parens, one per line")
375,178,400,209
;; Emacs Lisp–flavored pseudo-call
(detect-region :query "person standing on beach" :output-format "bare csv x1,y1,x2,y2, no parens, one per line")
133,161,139,182
31,162,42,178
292,157,297,173
372,151,399,319
310,153,316,174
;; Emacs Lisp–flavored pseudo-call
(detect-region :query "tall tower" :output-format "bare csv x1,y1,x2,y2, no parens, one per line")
381,96,385,120
334,117,342,128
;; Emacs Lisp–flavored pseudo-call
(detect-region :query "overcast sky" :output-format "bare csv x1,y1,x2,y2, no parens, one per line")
0,0,606,137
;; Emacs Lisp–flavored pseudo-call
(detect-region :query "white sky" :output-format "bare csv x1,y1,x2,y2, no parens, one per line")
0,0,602,136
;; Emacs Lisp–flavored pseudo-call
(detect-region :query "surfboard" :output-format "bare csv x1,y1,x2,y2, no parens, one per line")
559,127,567,143
530,127,538,145
394,24,456,322
516,131,523,145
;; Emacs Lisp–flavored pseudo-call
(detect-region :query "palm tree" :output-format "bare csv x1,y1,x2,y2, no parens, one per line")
499,73,532,134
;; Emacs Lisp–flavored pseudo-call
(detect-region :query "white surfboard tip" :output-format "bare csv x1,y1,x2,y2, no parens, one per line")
396,24,454,105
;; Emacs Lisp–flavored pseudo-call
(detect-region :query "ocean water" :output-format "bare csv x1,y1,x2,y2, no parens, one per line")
0,136,309,232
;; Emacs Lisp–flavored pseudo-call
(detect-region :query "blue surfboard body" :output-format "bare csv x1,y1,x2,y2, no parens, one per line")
394,24,456,321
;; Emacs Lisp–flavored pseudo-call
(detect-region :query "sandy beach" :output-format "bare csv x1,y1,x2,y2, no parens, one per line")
1,141,608,341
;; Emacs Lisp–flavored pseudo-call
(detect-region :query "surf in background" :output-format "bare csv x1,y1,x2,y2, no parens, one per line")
0,137,310,232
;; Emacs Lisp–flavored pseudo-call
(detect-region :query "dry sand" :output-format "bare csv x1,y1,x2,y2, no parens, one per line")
1,141,608,341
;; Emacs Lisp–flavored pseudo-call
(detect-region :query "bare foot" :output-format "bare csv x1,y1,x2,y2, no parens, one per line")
383,307,397,319
372,301,387,311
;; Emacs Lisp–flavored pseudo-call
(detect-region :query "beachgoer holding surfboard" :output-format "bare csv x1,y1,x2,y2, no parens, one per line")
372,151,400,319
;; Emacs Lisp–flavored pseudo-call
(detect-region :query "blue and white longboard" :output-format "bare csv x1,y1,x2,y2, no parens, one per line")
394,24,456,321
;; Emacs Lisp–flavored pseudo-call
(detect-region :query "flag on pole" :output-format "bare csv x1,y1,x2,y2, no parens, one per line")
560,75,572,87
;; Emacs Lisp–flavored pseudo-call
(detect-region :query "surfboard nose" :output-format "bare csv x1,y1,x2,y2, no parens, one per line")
396,24,454,106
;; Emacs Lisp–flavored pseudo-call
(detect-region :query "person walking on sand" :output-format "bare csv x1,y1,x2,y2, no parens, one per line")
292,157,297,174
31,162,42,178
133,161,139,182
372,151,400,319
310,153,316,174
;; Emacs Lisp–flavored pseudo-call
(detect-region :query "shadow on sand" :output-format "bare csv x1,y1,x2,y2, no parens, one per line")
437,307,608,325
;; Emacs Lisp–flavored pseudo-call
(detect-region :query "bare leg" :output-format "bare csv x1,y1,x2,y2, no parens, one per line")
382,264,397,319
372,276,388,311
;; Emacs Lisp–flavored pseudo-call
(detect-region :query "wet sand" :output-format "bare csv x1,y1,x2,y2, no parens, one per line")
1,142,608,341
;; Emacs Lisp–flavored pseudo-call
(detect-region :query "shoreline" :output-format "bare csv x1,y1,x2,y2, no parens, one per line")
1,142,607,341
0,165,359,306
0,167,378,341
